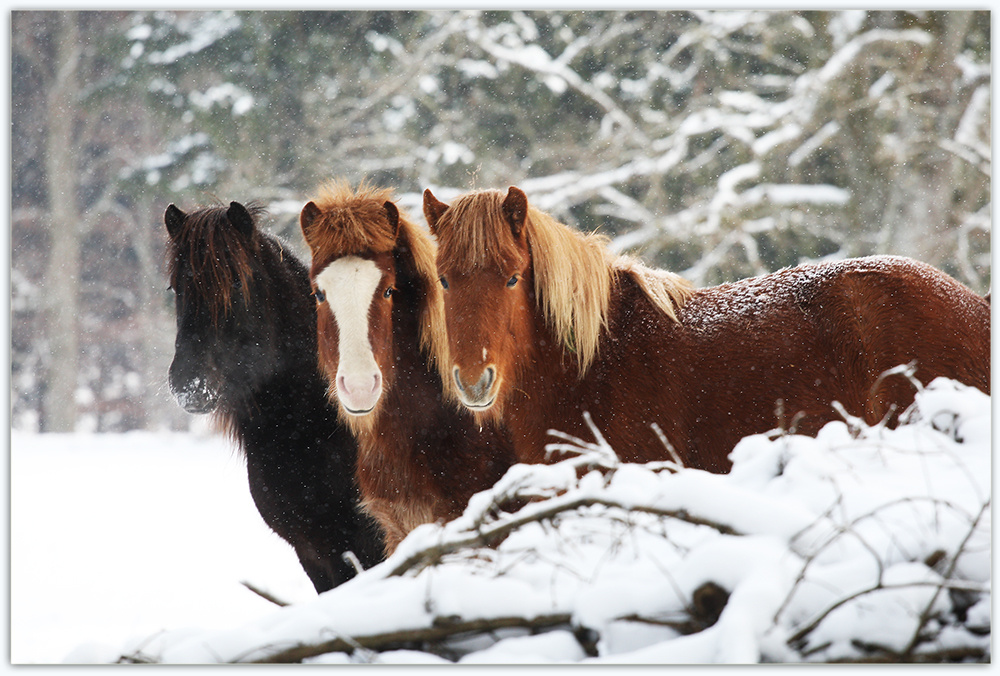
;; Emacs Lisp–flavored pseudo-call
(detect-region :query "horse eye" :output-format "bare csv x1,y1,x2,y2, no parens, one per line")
440,276,449,290
313,289,326,303
506,274,519,288
383,286,395,299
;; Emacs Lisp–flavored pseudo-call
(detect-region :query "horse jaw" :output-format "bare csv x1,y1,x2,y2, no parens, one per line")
315,256,386,417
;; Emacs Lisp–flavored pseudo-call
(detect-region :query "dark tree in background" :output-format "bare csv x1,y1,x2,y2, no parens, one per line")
11,10,990,433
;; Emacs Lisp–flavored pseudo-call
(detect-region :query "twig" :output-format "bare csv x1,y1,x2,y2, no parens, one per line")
544,411,619,471
786,578,988,651
343,550,365,576
650,422,685,468
240,581,290,608
899,499,991,661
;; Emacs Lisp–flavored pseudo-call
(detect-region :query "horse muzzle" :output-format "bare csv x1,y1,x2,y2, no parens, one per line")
170,376,220,414
336,369,383,416
453,364,498,410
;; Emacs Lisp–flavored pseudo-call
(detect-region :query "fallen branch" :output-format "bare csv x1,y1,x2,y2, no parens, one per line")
384,492,744,579
246,612,573,663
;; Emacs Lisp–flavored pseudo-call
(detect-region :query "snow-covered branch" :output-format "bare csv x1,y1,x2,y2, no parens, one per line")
96,378,990,665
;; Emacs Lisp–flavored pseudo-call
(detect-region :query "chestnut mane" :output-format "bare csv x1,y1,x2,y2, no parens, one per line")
438,190,694,375
308,180,450,395
166,202,270,328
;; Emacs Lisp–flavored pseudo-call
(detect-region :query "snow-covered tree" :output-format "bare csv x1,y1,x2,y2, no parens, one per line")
11,10,990,432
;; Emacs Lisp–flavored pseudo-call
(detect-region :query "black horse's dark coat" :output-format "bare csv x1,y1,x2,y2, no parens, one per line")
165,201,383,593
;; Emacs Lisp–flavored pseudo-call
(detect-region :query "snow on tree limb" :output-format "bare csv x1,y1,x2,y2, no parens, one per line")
107,378,990,664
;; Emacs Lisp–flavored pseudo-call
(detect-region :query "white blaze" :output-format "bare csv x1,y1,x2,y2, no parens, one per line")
315,256,384,414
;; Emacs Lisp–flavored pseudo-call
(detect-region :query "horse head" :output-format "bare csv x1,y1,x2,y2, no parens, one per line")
300,183,418,423
165,201,279,414
424,187,538,419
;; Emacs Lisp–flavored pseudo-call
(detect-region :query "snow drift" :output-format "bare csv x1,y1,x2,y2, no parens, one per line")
73,378,990,664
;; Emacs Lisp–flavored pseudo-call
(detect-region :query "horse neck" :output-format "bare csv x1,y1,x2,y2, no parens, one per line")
502,271,647,461
223,247,338,462
495,299,580,464
224,356,331,469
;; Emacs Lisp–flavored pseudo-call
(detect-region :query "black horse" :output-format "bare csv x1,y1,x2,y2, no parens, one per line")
165,200,383,593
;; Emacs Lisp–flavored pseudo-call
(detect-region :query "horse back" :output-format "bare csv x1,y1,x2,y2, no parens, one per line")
794,256,990,418
606,256,989,467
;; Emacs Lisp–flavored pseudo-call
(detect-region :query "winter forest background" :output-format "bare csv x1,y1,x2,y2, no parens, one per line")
10,9,992,435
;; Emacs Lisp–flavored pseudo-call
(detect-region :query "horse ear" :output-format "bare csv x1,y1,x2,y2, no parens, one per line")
423,189,449,235
227,201,255,239
383,201,400,240
165,204,186,239
299,201,323,246
502,186,528,238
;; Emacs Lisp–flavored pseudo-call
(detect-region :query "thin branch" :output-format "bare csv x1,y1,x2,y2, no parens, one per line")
246,612,573,663
899,499,991,660
786,577,987,651
240,581,290,608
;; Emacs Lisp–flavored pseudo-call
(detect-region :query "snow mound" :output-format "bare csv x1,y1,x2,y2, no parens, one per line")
87,378,990,664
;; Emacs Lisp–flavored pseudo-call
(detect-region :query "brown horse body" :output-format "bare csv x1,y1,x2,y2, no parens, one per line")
301,182,515,554
426,187,991,472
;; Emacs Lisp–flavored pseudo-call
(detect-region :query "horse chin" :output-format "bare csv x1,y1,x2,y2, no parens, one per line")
457,392,498,412
337,392,381,417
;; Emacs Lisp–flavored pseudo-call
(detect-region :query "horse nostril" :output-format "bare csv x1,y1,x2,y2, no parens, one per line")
452,365,466,392
481,366,495,391
371,372,382,394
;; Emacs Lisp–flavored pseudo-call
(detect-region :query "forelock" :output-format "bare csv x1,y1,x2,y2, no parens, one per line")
167,202,265,327
308,180,399,262
435,190,524,272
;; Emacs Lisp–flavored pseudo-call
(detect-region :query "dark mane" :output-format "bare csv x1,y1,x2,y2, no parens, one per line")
166,202,269,328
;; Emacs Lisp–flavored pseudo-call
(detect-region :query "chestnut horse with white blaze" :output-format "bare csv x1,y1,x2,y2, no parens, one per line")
425,186,991,472
301,181,516,554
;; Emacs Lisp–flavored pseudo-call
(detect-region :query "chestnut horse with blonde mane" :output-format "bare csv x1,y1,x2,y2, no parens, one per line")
301,181,515,554
425,186,991,471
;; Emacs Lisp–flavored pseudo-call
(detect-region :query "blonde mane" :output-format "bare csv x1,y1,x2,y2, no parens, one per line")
523,205,613,375
302,180,453,421
439,190,695,376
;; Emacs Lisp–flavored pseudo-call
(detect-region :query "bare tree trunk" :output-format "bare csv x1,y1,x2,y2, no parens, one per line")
41,12,81,432
878,12,974,268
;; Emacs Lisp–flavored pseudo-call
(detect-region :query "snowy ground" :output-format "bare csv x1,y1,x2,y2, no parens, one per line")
10,429,317,664
10,378,991,664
